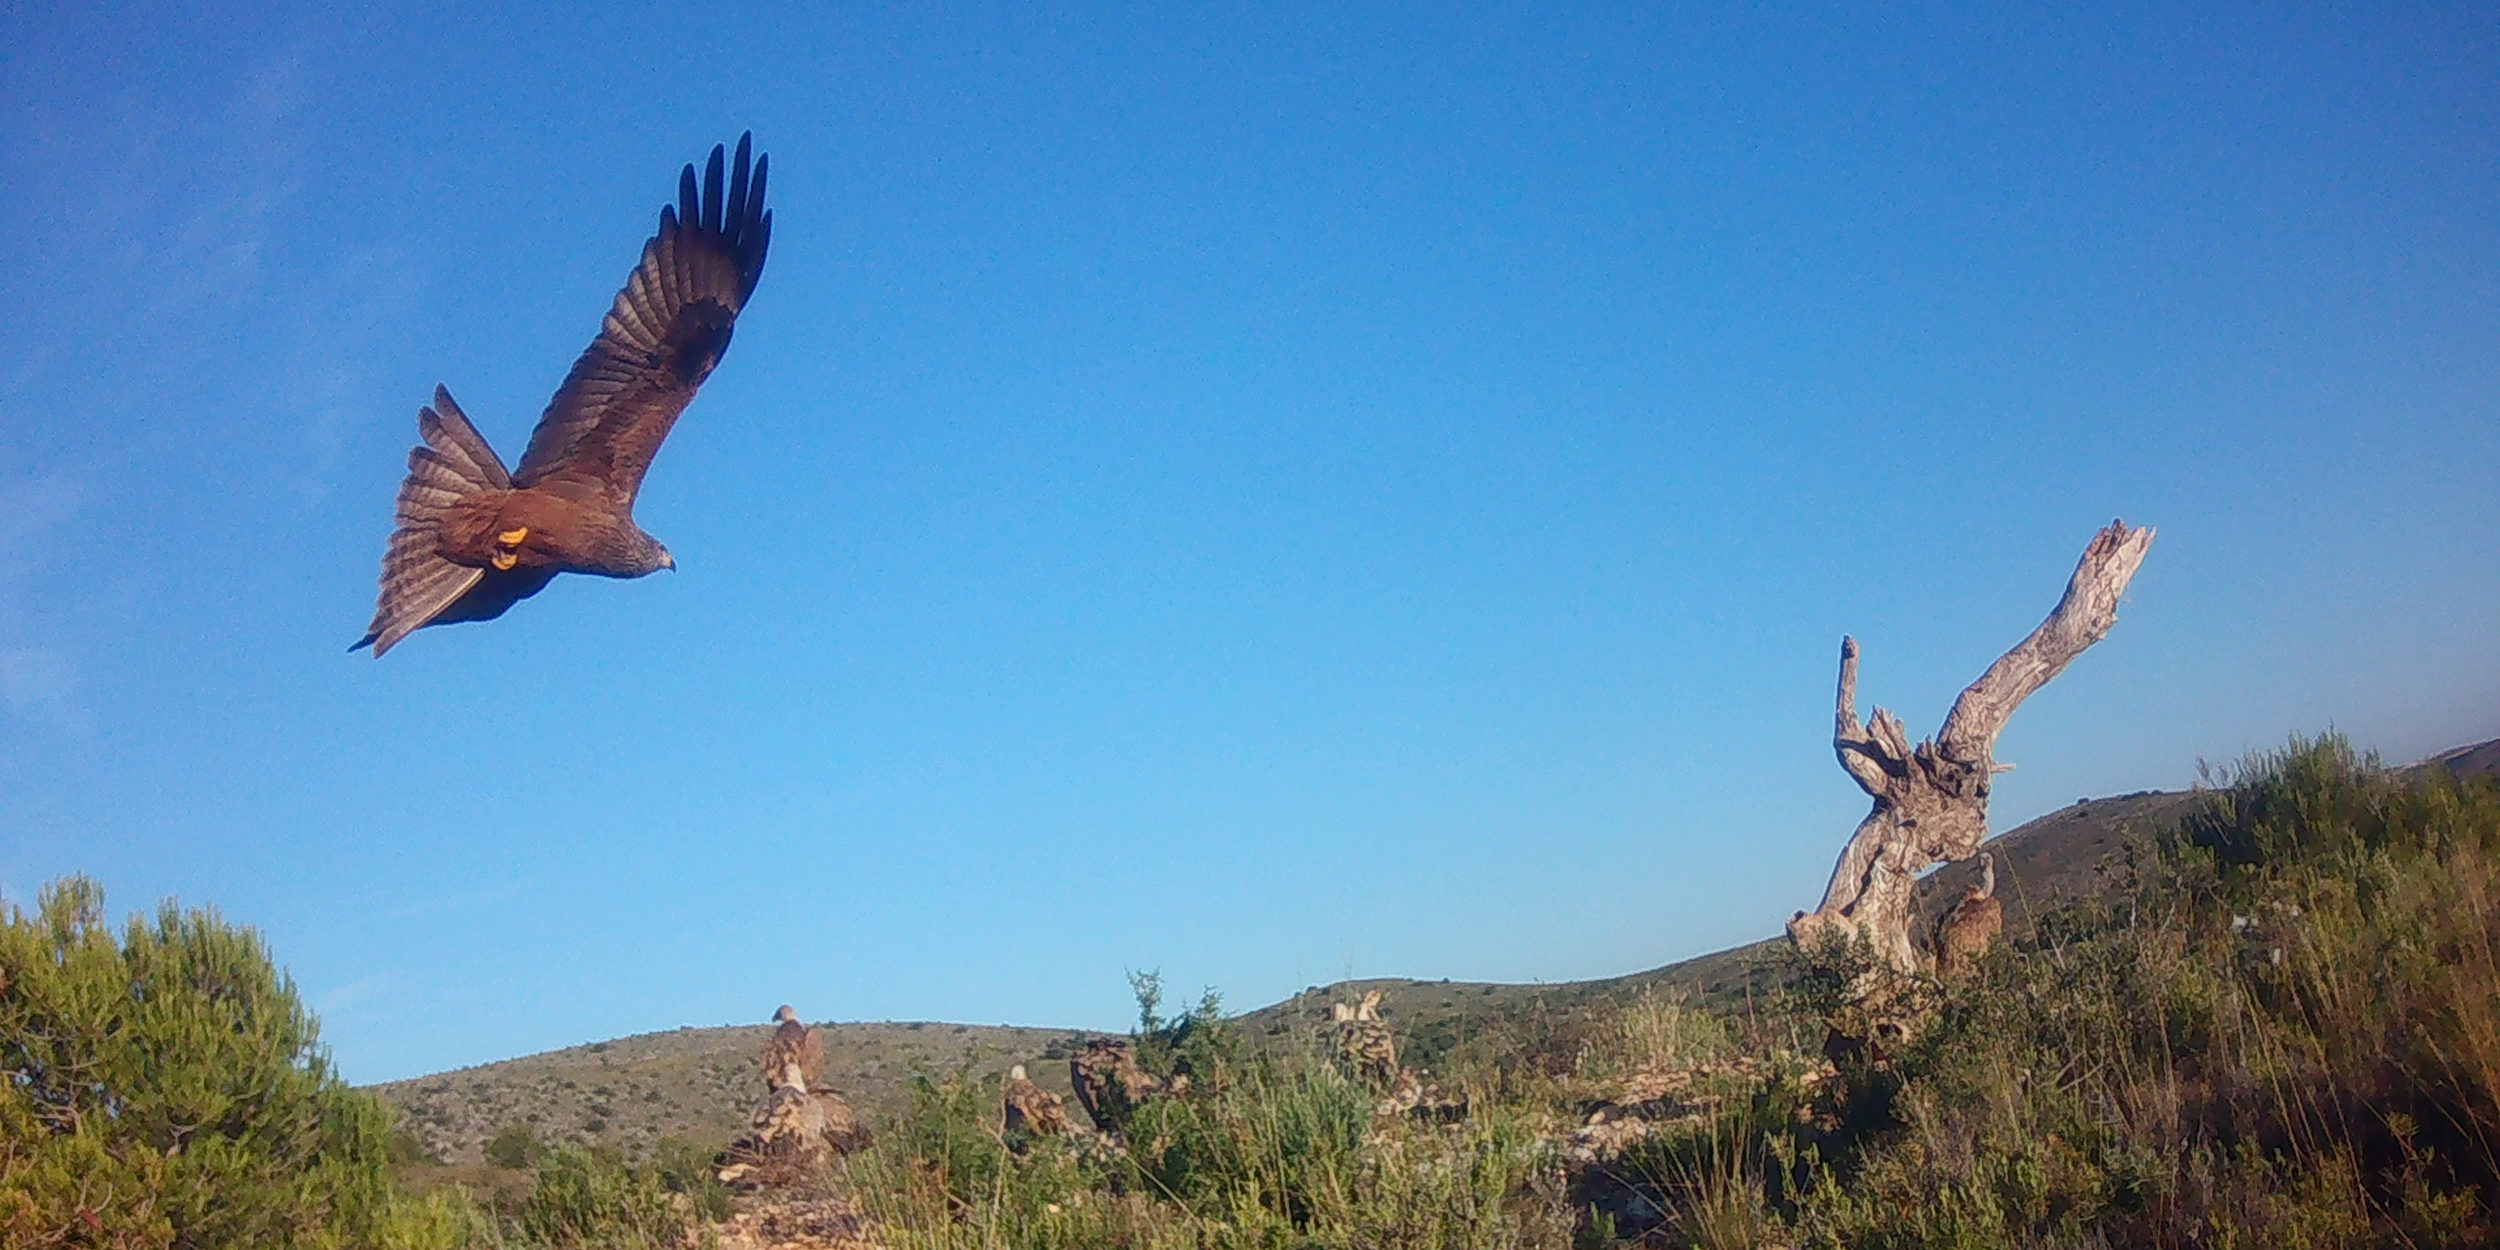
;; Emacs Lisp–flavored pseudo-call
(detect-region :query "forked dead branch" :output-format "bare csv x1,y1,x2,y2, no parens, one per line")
1789,520,2156,971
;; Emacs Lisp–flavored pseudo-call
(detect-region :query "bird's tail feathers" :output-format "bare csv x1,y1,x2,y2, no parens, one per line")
413,386,515,494
354,387,512,656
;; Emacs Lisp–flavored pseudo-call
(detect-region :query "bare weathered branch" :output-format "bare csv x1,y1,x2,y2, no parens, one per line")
1938,520,2156,764
1789,520,2154,973
1835,636,1862,738
1833,638,1892,796
1809,810,1895,920
1867,708,1914,772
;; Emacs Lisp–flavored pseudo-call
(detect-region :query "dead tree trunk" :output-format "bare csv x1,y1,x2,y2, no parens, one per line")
1787,520,2154,972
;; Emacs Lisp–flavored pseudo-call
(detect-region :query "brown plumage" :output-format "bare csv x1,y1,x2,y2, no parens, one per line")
718,1084,872,1185
1330,990,1399,1087
1934,852,2005,978
1002,1064,1074,1141
355,133,773,656
760,1004,822,1093
1069,1037,1166,1133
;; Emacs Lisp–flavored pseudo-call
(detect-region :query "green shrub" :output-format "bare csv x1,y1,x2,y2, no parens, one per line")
514,1144,701,1249
890,1064,1018,1211
848,979,1577,1249
651,1136,734,1222
0,876,402,1249
485,1122,547,1170
367,1187,504,1250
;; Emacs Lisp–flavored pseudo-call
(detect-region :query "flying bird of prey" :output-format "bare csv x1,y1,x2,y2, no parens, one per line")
354,133,773,656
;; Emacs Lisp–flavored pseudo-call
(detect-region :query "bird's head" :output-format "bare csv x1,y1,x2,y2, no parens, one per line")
605,528,675,577
773,1004,797,1024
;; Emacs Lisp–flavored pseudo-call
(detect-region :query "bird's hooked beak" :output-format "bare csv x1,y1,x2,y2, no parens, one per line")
659,548,676,571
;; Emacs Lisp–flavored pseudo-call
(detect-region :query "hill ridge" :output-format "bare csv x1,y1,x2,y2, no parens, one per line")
375,736,2500,1165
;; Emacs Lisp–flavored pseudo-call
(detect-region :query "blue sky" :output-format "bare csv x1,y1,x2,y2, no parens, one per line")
3,2,2494,1084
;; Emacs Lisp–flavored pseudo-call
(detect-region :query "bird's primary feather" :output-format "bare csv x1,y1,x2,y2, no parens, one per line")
514,132,772,508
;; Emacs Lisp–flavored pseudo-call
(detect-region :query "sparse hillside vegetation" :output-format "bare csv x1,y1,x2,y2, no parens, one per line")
358,784,2199,1171
378,1020,1101,1166
798,735,2500,1248
15,733,2500,1247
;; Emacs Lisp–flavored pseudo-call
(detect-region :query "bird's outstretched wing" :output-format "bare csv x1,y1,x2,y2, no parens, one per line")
513,133,772,507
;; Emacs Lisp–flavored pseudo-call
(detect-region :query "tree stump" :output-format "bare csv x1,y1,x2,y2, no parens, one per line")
1788,520,2154,973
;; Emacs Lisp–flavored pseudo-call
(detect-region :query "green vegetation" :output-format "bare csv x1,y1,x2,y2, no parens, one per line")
1749,734,2500,1247
486,1122,549,1170
0,877,714,1250
505,1144,705,1249
12,733,2497,1247
0,877,399,1248
841,987,1579,1249
827,734,2500,1247
1605,733,2500,1247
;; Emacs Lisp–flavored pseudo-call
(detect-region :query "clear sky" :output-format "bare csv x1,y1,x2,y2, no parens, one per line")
4,2,2494,1084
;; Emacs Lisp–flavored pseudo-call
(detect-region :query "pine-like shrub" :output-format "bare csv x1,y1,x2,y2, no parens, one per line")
0,876,398,1248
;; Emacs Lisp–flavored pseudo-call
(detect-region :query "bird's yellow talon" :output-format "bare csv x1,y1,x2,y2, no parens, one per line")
491,551,519,571
497,526,530,547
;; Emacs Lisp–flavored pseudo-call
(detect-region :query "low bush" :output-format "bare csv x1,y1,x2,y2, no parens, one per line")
0,876,709,1250
845,977,1576,1249
512,1144,700,1249
0,877,400,1248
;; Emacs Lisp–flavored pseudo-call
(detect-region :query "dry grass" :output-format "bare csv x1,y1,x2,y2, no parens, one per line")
374,734,2500,1249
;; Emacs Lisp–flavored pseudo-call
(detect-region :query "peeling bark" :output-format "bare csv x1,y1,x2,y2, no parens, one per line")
1789,520,2155,971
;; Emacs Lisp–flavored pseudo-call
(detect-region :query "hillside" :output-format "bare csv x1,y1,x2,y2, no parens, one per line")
377,1020,1111,1166
1234,786,2203,1075
370,793,2194,1165
375,737,2500,1166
